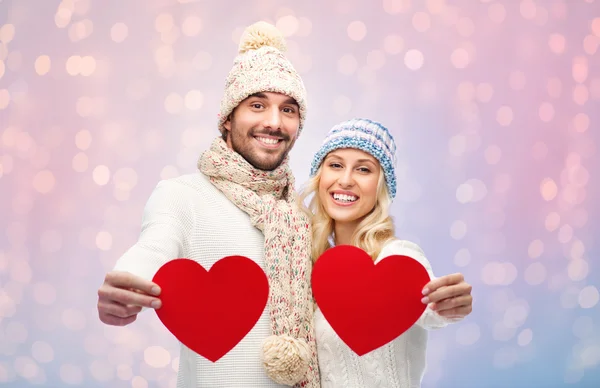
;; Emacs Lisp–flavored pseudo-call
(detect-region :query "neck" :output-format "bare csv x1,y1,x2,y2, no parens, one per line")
333,221,358,246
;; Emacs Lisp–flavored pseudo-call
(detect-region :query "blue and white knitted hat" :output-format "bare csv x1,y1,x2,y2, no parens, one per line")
310,118,398,199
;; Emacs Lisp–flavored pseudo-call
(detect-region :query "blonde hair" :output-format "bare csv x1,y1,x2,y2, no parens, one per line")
298,165,396,262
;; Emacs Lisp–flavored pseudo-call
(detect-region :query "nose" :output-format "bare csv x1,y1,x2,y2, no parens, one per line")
337,169,355,188
263,108,282,130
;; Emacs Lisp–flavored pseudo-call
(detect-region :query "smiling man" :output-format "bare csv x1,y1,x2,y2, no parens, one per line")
96,21,320,388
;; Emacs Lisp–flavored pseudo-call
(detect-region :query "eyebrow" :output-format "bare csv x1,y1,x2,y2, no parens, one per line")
325,154,377,164
248,92,299,107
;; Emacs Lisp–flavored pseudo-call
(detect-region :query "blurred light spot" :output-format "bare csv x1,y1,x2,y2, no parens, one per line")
34,55,51,76
40,230,62,253
96,231,113,251
450,220,467,240
84,335,109,356
32,170,55,194
517,328,533,346
60,364,83,385
182,15,202,37
524,262,546,285
520,0,537,19
488,3,506,23
448,135,467,156
0,60,4,79
383,34,404,55
572,56,588,83
558,224,573,243
572,113,590,133
572,316,593,339
538,102,554,122
573,84,589,105
570,240,586,260
33,282,56,307
165,92,183,114
456,183,473,204
561,287,581,309
579,286,599,309
62,309,86,331
0,89,9,109
528,239,544,259
453,248,471,267
93,165,110,186
72,152,88,172
493,321,517,341
568,260,589,282
347,21,366,41
504,300,529,328
144,346,171,368
76,96,94,117
110,22,128,42
366,50,386,70
592,17,600,37
0,24,15,44
476,83,494,103
75,130,92,150
451,48,470,69
545,212,560,232
509,71,526,90
563,367,584,384
496,106,513,126
113,168,138,192
456,323,480,345
32,341,54,363
580,346,600,367
494,173,511,194
383,0,411,14
457,17,475,37
117,364,132,380
90,360,113,381
540,178,557,201
66,55,81,76
404,49,424,70
184,90,203,110
296,17,312,37
583,34,599,55
333,95,352,116
132,376,148,388
79,56,96,77
485,145,501,165
412,12,431,32
14,356,38,380
155,13,174,33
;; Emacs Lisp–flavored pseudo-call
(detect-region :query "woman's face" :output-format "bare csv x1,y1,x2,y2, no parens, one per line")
318,148,381,227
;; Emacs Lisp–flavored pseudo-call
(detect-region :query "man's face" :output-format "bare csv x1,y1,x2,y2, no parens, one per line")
223,92,300,171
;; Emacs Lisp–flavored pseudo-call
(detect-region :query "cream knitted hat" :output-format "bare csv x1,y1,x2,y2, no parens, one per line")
218,21,307,136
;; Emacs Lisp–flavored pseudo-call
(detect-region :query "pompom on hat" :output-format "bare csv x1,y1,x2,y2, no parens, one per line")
218,21,307,136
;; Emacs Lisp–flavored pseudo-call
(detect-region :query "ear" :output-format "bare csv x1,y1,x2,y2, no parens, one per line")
223,116,232,132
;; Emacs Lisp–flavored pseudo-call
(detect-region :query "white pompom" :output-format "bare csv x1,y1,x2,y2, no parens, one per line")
238,21,287,54
261,335,310,386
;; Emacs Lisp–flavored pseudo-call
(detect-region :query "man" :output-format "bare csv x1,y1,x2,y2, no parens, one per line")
97,21,320,387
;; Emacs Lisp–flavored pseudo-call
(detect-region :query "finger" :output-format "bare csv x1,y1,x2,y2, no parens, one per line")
105,271,161,296
98,300,143,318
424,282,472,303
422,273,464,295
436,305,472,318
98,284,161,308
99,312,138,327
431,295,472,312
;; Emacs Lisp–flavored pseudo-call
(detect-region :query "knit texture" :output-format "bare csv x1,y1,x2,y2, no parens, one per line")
198,137,319,387
218,21,307,136
315,240,462,388
310,118,398,198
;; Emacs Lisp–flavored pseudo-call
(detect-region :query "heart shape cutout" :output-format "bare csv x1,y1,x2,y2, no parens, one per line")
312,245,430,356
152,256,269,362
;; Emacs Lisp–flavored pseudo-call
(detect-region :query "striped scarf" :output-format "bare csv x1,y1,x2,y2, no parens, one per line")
198,137,320,387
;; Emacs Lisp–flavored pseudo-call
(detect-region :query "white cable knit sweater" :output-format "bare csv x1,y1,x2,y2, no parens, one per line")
314,239,461,388
113,173,288,388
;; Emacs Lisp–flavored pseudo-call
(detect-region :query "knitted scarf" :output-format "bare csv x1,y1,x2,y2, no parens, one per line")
198,137,320,388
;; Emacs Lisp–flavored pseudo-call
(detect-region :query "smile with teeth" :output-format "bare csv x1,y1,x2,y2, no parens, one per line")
255,136,281,145
332,193,358,203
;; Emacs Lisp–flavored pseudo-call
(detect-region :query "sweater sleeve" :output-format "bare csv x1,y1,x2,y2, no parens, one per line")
381,239,462,330
113,179,193,282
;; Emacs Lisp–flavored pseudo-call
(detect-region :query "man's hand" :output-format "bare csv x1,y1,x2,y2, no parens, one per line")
97,271,162,326
421,273,472,319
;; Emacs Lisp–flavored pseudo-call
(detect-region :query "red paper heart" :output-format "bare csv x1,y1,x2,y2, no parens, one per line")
152,256,269,362
312,245,430,356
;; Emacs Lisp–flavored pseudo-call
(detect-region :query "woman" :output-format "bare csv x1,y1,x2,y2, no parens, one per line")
300,118,473,387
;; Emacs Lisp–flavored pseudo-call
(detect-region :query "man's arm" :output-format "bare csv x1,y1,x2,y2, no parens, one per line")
97,180,193,326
